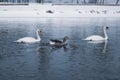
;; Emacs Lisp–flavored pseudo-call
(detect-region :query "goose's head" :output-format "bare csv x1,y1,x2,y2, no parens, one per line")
64,36,69,39
63,36,69,43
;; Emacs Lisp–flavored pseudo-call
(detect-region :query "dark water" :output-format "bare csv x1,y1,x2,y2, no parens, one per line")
0,18,120,80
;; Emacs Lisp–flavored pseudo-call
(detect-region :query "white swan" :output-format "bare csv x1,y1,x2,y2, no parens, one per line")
15,29,42,43
84,26,109,41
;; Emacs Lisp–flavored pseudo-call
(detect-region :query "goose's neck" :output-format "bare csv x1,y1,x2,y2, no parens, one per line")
104,27,108,40
63,38,67,44
36,30,41,41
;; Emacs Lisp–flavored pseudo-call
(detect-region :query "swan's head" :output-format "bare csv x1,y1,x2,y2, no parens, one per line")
36,29,42,34
104,26,109,30
106,26,109,29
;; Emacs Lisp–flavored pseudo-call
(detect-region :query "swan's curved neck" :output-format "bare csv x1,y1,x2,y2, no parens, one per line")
36,30,41,41
104,27,108,40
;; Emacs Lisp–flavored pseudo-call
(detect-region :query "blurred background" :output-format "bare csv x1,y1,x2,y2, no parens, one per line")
0,0,119,5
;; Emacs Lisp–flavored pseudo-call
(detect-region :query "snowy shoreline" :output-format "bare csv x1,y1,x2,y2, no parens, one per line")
0,3,120,18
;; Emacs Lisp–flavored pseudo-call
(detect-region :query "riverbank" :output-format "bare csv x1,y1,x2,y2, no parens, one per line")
0,3,120,17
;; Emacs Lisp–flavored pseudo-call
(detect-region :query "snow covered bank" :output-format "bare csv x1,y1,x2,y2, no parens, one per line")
0,3,120,18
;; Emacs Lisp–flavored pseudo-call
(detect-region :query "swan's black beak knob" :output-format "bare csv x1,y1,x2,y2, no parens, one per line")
106,26,109,29
39,30,42,33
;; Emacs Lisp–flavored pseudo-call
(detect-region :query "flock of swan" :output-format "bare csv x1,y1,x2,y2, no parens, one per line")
14,26,109,46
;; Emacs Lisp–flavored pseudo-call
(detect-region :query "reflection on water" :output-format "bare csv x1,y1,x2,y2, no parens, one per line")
0,18,120,80
102,40,108,53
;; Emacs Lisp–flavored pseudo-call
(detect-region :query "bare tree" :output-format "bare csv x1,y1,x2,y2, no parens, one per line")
103,0,104,4
100,0,103,4
95,0,99,4
71,0,74,3
84,0,86,4
116,0,119,5
100,0,104,4
37,0,43,4
77,0,79,4
59,0,62,3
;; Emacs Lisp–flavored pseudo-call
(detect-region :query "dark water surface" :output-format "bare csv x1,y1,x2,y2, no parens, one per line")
0,18,120,80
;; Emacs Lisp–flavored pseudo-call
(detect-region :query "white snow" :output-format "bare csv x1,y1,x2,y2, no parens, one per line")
0,3,120,18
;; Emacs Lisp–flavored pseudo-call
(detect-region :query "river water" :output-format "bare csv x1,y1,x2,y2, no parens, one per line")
0,18,120,80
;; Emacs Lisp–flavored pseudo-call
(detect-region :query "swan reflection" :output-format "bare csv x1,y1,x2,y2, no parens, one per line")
102,40,108,53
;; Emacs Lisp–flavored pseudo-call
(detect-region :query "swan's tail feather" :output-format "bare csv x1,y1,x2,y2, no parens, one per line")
13,41,19,43
13,41,17,42
82,38,87,40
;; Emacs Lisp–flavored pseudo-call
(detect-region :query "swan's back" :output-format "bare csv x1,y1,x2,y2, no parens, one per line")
16,37,39,43
84,35,104,41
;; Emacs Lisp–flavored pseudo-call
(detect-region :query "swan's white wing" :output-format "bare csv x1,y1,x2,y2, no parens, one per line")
84,35,104,41
15,37,37,43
